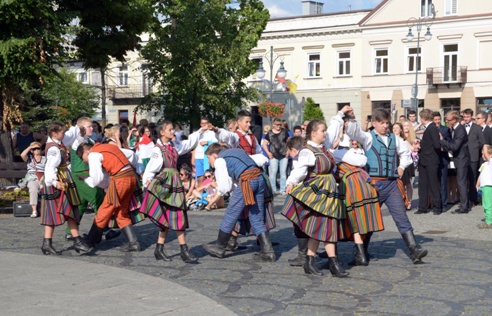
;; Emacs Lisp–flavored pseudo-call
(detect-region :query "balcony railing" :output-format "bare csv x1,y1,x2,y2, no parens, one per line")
426,66,467,87
108,84,153,99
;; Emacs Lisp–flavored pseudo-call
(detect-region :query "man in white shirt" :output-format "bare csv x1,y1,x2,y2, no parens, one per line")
194,117,217,186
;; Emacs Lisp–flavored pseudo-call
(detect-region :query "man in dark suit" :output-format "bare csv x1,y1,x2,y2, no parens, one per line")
462,108,485,206
440,110,470,213
477,111,492,145
433,111,452,211
416,109,442,215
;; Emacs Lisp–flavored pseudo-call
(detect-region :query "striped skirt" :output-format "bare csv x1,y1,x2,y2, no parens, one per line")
140,168,188,231
40,167,81,226
235,172,276,236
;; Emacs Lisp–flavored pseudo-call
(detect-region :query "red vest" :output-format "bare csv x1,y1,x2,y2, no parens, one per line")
91,143,130,176
235,130,257,155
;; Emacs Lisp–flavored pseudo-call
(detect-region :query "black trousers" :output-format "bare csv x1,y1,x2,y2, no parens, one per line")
468,161,479,204
418,164,442,211
456,166,470,211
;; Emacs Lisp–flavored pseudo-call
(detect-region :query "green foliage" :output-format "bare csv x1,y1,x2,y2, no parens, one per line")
139,0,269,129
303,97,325,122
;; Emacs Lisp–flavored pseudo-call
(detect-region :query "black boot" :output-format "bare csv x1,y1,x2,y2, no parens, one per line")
253,232,275,262
363,232,377,261
303,255,323,276
401,230,428,264
349,244,369,266
224,235,239,252
180,244,198,263
154,243,172,261
73,236,93,253
86,223,104,247
288,238,308,266
328,257,349,277
41,238,62,255
118,225,140,252
105,229,121,240
202,230,231,258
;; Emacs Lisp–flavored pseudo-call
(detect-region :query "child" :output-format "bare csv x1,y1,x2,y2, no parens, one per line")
477,144,492,229
180,164,197,209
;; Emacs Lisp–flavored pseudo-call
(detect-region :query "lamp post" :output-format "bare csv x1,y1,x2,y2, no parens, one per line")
406,4,435,113
255,46,287,101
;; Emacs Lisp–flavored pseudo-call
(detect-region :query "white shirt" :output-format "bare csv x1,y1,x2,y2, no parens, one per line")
213,154,268,196
44,138,63,187
62,125,79,148
195,130,217,159
465,122,472,134
346,118,412,171
479,159,492,187
215,128,262,154
142,130,202,186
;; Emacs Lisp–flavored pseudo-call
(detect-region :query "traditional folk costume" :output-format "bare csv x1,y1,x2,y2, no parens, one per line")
84,143,140,252
140,131,201,262
202,148,275,261
215,128,276,241
41,138,91,254
346,114,428,263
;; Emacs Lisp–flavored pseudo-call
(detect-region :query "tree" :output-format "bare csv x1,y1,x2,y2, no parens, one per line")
21,68,100,129
303,97,325,122
138,0,269,129
57,0,152,126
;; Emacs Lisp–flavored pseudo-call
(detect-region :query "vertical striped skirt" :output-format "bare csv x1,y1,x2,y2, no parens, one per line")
40,167,81,226
140,168,188,231
235,172,276,236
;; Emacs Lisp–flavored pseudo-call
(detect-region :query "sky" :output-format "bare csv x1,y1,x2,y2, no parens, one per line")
262,0,384,18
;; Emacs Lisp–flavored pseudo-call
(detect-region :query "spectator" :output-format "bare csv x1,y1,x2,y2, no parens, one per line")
348,139,365,156
301,120,310,138
477,144,492,228
394,122,413,209
293,125,302,137
127,125,138,150
19,141,45,218
476,111,492,145
263,117,290,195
195,117,217,186
179,164,197,209
91,121,103,143
13,122,47,157
433,111,452,211
399,115,406,123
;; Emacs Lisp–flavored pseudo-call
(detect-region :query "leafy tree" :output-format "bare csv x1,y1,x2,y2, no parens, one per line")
21,68,100,129
139,0,269,129
303,97,325,122
57,0,152,126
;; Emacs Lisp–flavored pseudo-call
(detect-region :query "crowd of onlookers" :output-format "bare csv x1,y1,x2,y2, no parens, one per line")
9,107,492,228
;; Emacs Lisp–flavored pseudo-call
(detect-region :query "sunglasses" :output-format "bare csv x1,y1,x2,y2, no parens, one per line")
204,175,213,179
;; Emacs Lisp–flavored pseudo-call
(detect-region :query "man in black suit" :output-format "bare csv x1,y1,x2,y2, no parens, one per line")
433,112,452,211
477,111,492,145
440,110,470,213
462,108,485,206
416,109,442,215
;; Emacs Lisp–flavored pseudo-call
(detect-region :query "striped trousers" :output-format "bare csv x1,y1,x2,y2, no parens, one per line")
220,177,266,236
374,179,413,234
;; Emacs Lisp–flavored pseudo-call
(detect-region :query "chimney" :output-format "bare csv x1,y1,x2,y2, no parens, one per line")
302,1,324,16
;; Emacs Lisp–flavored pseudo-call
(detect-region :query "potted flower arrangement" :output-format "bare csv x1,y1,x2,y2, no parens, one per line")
258,101,285,118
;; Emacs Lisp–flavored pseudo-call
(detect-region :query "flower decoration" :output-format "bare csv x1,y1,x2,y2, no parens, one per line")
258,101,285,118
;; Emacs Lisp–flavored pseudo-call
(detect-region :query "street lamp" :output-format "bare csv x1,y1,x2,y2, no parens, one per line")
406,4,435,113
255,46,287,101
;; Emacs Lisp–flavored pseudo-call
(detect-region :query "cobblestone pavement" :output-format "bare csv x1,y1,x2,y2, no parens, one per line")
1,196,491,315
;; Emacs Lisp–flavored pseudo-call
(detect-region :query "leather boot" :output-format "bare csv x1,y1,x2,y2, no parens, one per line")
349,244,369,266
401,230,428,263
86,223,104,247
104,229,121,240
118,225,140,252
202,230,231,258
73,236,93,253
180,244,198,263
154,243,172,261
363,232,377,261
328,257,349,277
288,238,308,266
303,255,323,276
41,238,62,255
224,235,239,252
253,232,275,262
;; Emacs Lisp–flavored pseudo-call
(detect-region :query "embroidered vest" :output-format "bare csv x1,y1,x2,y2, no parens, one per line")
218,148,257,181
235,130,257,155
365,130,399,178
155,142,179,170
91,143,130,176
305,144,335,177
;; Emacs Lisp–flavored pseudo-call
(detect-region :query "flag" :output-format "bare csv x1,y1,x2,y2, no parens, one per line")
132,111,137,127
287,81,298,94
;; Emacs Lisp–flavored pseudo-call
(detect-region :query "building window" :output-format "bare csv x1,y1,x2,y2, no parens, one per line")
445,0,457,16
78,72,88,84
307,54,321,77
443,44,458,82
337,103,350,111
374,49,388,74
407,47,421,73
118,110,129,125
118,65,128,86
337,51,351,76
441,98,460,115
421,0,434,17
372,101,391,111
142,72,153,96
476,97,492,112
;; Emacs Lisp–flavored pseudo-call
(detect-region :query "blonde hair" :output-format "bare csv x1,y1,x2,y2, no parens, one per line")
402,120,416,144
77,117,92,127
484,144,492,156
30,141,42,148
